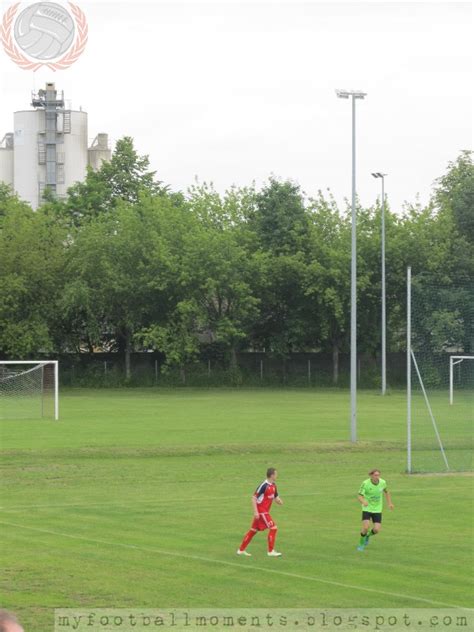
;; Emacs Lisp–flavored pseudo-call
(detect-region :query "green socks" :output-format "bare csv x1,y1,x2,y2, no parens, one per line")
359,529,377,546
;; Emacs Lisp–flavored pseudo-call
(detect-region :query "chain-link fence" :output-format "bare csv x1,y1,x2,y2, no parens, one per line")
37,352,408,388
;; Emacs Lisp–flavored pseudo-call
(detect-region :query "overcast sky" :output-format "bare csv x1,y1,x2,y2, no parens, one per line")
1,0,472,212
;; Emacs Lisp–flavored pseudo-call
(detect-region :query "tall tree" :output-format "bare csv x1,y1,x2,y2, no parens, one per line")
61,196,178,377
0,196,66,357
305,193,350,383
434,150,474,246
65,136,167,225
249,179,314,369
181,223,261,372
251,177,310,254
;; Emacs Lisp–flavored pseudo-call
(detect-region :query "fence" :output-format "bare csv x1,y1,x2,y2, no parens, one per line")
45,351,407,388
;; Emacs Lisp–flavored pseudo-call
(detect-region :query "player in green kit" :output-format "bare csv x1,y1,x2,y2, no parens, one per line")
357,469,394,551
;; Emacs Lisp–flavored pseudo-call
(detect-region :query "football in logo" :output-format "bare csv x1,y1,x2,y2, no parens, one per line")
1,2,88,71
14,3,75,60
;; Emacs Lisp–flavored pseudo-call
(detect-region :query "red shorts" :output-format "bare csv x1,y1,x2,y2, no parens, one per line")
251,513,276,531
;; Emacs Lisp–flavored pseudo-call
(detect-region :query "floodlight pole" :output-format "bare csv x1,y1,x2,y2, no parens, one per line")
372,172,388,395
350,95,357,443
381,175,386,396
336,89,366,443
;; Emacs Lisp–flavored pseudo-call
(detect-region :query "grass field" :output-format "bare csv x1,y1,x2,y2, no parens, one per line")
0,388,473,631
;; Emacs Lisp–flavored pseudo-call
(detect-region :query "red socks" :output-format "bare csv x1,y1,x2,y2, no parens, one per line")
239,529,257,551
268,528,277,552
240,527,278,552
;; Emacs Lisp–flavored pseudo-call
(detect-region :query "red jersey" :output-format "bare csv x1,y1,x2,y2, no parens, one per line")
254,480,278,514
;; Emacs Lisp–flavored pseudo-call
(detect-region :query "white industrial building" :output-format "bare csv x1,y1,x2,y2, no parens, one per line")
0,82,111,209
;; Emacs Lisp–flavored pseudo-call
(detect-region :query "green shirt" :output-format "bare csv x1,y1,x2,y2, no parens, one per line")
358,478,387,513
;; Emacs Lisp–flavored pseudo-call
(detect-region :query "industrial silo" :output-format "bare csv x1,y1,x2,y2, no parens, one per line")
59,109,88,198
4,83,109,209
13,109,44,208
88,133,112,171
0,133,14,188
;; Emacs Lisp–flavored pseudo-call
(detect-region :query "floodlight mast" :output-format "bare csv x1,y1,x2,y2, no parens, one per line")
372,172,388,396
336,89,367,443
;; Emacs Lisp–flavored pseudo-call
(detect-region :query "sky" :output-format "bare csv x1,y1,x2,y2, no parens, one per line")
0,0,472,213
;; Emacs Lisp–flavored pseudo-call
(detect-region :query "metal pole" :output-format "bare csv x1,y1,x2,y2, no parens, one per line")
337,89,366,442
308,359,311,385
54,360,59,421
449,356,453,405
350,95,357,443
41,364,44,419
381,176,386,395
407,266,412,473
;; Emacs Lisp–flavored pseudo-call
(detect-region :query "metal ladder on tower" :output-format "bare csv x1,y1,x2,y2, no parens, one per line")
63,110,71,133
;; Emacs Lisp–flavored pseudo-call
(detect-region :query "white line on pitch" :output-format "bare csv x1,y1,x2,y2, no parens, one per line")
0,520,470,610
2,514,461,577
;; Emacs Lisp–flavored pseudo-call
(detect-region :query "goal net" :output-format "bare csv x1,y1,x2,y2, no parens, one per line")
0,361,58,420
407,270,473,473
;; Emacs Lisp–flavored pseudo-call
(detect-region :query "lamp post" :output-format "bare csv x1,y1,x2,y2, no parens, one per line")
336,89,366,443
372,172,388,396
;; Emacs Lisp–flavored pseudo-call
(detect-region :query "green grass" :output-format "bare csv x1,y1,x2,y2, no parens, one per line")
1,388,473,631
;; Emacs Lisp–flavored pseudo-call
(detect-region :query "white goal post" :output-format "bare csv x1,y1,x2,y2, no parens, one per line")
449,356,474,405
0,361,59,420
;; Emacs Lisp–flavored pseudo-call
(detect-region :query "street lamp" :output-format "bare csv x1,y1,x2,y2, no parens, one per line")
372,172,388,396
336,88,367,443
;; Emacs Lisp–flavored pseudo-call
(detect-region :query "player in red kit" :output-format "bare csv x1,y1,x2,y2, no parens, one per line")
237,467,283,557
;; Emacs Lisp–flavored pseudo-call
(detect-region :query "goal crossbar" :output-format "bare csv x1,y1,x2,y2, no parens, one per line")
0,361,57,364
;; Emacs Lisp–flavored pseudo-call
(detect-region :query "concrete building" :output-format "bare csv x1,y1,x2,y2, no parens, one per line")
0,133,14,186
1,82,111,209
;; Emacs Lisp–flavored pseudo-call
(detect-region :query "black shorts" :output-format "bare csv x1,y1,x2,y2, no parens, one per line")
362,511,382,523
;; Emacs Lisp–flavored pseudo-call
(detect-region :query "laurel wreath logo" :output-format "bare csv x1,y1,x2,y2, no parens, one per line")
0,2,88,71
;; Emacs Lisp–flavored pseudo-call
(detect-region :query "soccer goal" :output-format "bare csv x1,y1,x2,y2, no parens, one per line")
0,361,59,420
450,356,474,405
407,268,473,473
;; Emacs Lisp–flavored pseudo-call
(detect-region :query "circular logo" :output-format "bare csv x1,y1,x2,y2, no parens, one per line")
14,2,75,60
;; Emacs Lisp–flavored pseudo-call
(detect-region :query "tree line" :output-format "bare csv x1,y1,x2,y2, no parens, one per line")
0,140,472,384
